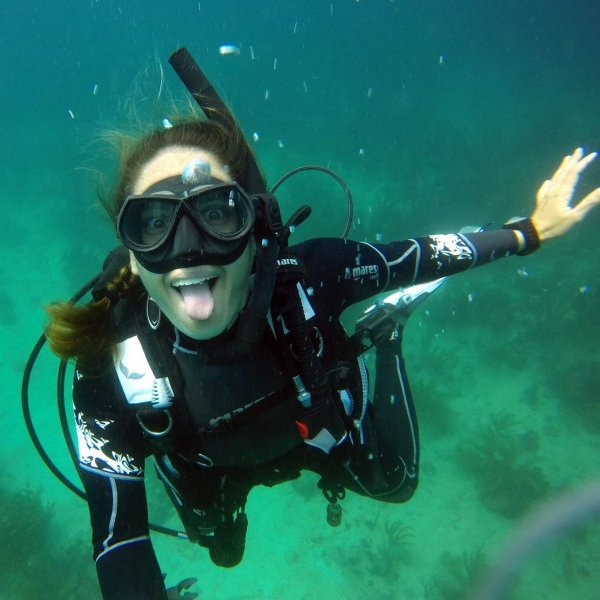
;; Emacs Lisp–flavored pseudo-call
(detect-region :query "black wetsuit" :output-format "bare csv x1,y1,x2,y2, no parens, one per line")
74,232,521,599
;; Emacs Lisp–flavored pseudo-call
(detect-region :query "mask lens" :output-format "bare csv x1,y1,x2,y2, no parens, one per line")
118,197,179,250
189,185,253,238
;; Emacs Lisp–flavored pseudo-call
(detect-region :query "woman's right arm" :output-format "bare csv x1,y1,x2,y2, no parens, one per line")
73,368,168,600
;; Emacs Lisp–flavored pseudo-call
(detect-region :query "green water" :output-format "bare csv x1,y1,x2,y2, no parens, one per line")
2,1,599,598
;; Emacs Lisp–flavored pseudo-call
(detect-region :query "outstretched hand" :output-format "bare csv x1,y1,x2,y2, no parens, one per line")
166,576,199,599
531,148,600,240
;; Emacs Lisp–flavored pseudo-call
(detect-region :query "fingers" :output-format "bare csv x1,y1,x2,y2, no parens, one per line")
541,148,597,207
178,578,198,591
165,576,199,600
577,150,598,170
573,188,600,219
555,148,597,184
178,578,199,599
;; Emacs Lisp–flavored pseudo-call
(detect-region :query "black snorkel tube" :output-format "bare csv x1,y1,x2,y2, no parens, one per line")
169,48,266,195
168,47,283,359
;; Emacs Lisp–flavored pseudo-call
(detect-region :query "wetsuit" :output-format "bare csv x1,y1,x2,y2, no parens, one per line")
74,231,521,599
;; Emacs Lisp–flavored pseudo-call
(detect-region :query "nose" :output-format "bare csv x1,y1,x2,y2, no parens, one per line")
172,214,204,256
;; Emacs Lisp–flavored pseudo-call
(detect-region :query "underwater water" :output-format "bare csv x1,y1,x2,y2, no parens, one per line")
1,0,599,598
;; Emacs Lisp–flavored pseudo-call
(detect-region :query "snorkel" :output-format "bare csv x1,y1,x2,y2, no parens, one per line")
168,48,283,358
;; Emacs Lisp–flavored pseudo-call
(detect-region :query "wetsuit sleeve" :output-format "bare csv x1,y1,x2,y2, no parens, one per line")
294,229,520,312
73,367,167,600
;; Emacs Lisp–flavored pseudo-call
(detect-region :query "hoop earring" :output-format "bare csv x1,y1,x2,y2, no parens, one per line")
146,295,162,330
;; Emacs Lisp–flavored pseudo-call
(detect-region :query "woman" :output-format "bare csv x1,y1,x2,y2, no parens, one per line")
46,111,599,599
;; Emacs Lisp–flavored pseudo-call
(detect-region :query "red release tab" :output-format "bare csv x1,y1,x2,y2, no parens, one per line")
295,420,309,439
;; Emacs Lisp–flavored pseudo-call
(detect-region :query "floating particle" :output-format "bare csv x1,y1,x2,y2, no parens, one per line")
293,21,298,34
375,232,384,241
219,44,240,56
68,109,75,119
579,285,590,294
252,131,260,142
273,57,277,70
303,80,308,93
277,139,285,148
467,292,474,303
92,83,99,95
367,87,373,98
264,89,270,100
330,3,334,16
162,118,173,129
250,45,255,60
439,54,445,65
517,268,529,277
359,148,366,156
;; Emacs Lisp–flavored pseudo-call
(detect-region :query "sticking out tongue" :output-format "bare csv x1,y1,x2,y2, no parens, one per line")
178,281,215,320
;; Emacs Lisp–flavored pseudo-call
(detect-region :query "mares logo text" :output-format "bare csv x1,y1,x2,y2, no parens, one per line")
344,264,379,280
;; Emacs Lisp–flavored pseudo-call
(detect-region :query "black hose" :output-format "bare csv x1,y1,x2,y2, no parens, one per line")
22,332,87,500
22,274,100,499
270,165,354,239
57,359,81,473
21,273,185,539
281,288,346,440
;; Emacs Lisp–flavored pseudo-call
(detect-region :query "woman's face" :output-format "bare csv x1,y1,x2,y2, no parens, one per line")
129,146,255,340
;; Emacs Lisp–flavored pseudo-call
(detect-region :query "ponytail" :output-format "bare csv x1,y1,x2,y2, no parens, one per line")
45,265,141,373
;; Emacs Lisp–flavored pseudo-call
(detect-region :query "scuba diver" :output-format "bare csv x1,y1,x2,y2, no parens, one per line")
42,50,600,599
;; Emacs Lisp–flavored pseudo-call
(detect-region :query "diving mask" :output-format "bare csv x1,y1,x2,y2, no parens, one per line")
117,178,255,273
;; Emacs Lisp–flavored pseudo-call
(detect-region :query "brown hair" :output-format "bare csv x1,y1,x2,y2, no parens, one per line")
45,114,258,371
